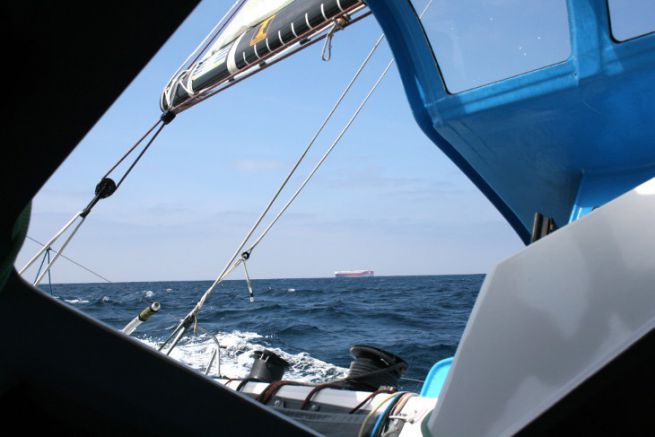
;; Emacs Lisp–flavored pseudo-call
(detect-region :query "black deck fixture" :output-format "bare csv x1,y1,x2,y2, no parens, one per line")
529,212,557,243
344,345,408,391
248,350,291,383
1,3,314,435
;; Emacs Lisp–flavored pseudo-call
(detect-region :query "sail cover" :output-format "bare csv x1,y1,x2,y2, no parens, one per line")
213,0,296,51
161,0,363,110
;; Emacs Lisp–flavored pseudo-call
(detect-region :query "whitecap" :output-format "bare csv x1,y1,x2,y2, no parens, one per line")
139,330,347,382
65,298,89,304
143,290,155,299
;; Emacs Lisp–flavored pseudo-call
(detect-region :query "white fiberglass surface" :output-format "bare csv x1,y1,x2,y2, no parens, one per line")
411,0,571,93
608,0,655,41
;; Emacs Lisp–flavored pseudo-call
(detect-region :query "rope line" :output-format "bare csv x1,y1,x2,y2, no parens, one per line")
115,122,166,189
369,392,405,437
33,216,86,286
321,17,348,62
349,388,397,414
34,249,46,283
45,248,53,295
160,0,435,357
25,236,112,283
357,393,399,437
102,119,162,179
247,59,394,255
20,115,169,286
19,213,79,275
159,18,388,354
161,0,247,109
241,0,433,256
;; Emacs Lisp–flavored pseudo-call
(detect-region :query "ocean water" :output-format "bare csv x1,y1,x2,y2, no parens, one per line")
47,275,483,392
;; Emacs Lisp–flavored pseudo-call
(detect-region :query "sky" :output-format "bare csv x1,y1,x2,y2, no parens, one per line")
15,0,534,283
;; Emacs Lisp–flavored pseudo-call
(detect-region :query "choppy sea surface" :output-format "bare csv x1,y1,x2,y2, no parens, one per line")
46,275,483,392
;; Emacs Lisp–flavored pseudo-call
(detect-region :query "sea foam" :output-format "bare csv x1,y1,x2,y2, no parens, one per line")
140,330,348,382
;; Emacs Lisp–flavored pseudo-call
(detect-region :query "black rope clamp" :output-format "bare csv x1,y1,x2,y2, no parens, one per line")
80,178,117,217
95,177,117,199
160,110,176,125
241,251,251,260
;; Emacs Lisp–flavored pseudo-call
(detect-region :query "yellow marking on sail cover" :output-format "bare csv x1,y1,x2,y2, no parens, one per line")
251,16,275,46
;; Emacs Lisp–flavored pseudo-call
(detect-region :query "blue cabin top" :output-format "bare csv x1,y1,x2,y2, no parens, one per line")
368,0,655,243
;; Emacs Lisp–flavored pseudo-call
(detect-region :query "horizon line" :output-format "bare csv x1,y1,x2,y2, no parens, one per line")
34,272,486,286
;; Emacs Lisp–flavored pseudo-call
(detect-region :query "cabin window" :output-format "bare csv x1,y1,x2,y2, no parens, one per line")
607,0,655,41
412,0,571,94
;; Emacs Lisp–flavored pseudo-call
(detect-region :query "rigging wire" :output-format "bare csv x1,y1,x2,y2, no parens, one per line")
20,213,81,276
33,217,85,286
19,114,171,286
21,3,369,288
160,0,435,357
113,122,167,190
45,249,53,294
33,247,53,294
246,59,395,255
101,119,162,180
159,20,390,355
25,236,112,283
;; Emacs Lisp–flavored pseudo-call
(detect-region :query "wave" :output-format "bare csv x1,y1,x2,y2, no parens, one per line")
140,330,348,383
65,298,90,304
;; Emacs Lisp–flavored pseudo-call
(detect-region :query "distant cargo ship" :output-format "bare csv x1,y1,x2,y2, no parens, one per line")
334,270,374,278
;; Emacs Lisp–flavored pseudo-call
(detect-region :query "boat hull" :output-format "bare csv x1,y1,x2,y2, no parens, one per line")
334,270,374,278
